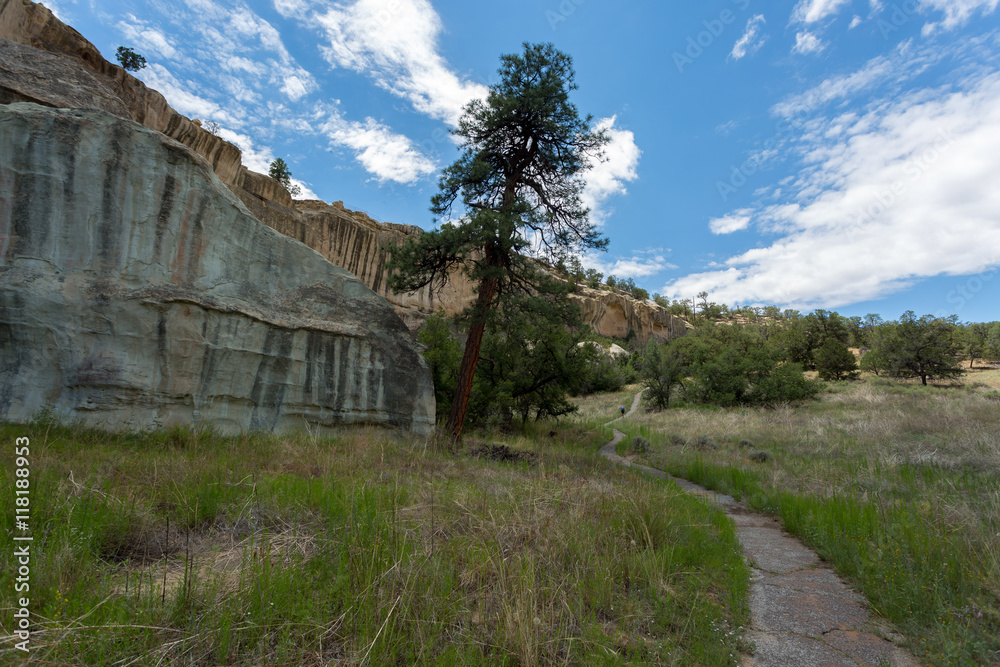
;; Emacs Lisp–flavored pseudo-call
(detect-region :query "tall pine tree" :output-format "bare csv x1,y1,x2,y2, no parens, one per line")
387,43,608,441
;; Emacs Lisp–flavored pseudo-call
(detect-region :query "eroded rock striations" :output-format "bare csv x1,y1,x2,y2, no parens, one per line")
0,104,435,435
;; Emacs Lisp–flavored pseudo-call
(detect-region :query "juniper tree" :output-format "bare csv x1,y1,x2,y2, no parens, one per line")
115,46,147,72
268,158,301,196
387,43,608,441
880,312,963,385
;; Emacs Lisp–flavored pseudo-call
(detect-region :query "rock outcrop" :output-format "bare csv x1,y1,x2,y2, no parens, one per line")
0,0,688,343
0,104,435,436
1,0,243,185
569,288,690,342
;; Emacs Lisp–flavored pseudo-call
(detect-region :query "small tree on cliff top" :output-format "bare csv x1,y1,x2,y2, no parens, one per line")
115,46,147,72
269,158,301,196
387,42,608,442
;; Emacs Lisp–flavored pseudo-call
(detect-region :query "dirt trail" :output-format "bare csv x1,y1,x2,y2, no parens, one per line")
601,391,920,666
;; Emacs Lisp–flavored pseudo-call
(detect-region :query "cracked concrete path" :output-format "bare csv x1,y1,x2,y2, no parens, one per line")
600,392,920,666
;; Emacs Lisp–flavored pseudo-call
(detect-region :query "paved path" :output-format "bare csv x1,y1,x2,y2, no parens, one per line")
600,392,919,666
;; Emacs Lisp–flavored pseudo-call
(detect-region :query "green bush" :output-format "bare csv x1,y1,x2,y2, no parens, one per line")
814,338,859,381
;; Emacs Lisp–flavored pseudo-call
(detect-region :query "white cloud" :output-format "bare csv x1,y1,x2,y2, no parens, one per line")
216,126,319,200
790,0,851,24
116,15,182,61
583,253,676,281
280,75,310,102
920,0,999,32
663,71,1000,310
313,0,487,125
140,64,238,124
319,114,437,184
172,0,317,104
730,15,768,60
772,55,895,118
582,116,641,224
849,14,863,28
709,210,754,234
272,0,310,19
793,31,827,55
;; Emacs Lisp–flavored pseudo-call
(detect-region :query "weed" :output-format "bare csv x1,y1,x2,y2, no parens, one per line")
631,436,651,454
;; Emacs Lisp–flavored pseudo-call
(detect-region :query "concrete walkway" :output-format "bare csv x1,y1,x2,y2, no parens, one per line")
600,392,920,666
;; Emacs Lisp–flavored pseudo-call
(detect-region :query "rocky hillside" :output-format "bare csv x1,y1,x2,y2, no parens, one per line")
0,0,435,436
0,0,689,342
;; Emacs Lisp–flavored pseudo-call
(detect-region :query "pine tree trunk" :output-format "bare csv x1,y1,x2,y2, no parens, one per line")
445,274,498,442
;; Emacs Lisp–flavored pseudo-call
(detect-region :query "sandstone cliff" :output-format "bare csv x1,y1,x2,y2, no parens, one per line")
0,0,689,342
0,103,435,435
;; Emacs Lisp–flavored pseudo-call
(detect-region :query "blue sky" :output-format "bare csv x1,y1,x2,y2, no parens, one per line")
44,0,1000,322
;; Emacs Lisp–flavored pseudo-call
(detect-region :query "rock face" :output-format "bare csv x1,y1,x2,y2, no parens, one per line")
569,288,690,342
0,104,435,436
1,0,243,185
0,0,689,343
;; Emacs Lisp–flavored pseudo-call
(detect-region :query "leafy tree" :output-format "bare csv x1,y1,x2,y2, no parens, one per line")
583,268,604,289
987,322,1000,360
774,309,850,369
814,338,859,381
859,322,894,376
859,347,889,376
386,43,608,441
605,274,618,290
631,285,649,302
640,339,687,409
268,158,301,196
577,352,625,395
469,291,593,425
416,311,462,417
684,325,819,407
961,322,991,369
115,46,147,72
879,312,963,385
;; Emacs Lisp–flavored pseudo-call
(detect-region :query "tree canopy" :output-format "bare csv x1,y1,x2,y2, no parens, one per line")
115,46,147,72
876,312,964,385
268,158,301,196
387,42,608,441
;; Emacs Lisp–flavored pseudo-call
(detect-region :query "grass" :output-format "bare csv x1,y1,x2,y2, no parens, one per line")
609,372,1000,666
1,414,749,665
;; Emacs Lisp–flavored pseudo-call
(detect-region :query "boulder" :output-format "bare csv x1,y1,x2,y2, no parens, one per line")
0,104,435,436
608,343,629,359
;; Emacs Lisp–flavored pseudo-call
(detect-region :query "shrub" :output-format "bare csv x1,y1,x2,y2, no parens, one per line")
630,436,650,454
695,435,718,450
